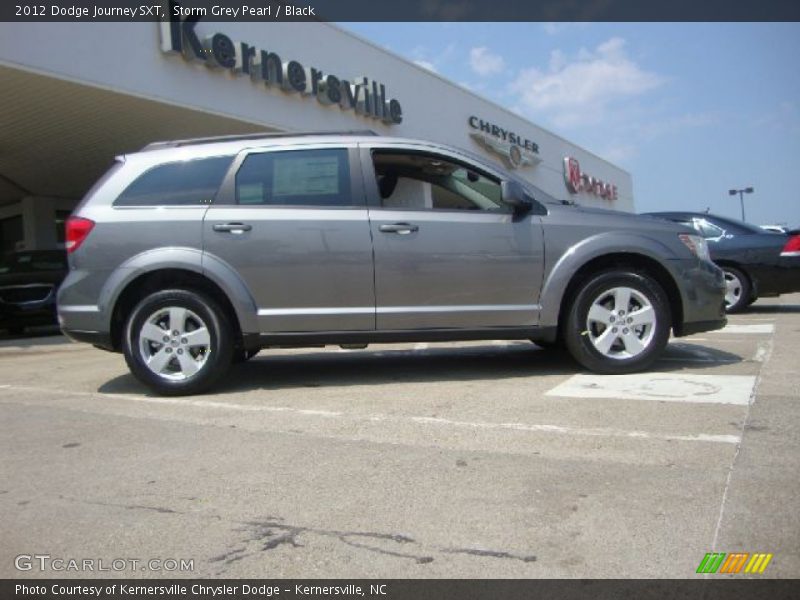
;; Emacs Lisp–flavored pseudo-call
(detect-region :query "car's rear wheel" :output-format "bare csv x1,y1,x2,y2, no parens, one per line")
721,266,752,313
564,270,670,374
123,289,233,395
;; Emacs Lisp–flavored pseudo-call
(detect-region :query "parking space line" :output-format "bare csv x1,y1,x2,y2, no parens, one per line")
712,324,774,334
0,384,740,445
751,342,770,363
546,374,757,405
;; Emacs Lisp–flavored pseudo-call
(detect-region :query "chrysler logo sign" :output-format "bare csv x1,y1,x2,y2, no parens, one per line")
563,157,618,201
468,117,541,169
159,11,403,125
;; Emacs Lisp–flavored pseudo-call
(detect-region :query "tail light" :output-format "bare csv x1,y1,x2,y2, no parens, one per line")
781,234,800,257
65,216,95,253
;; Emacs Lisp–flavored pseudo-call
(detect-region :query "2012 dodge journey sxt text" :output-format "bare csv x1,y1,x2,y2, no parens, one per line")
58,132,727,395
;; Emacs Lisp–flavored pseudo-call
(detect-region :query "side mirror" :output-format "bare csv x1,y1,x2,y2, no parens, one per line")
501,180,532,215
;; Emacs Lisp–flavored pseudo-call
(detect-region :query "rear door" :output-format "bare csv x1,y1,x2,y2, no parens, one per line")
203,144,375,333
360,143,545,330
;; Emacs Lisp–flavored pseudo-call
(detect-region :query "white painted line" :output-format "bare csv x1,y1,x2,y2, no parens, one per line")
751,342,769,363
713,324,774,334
413,343,429,351
409,416,740,445
0,384,740,445
546,374,757,406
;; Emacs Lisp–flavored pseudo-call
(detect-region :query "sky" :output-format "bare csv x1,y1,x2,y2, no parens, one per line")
340,22,800,227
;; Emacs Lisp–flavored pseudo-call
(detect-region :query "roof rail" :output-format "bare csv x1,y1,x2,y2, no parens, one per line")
140,130,379,151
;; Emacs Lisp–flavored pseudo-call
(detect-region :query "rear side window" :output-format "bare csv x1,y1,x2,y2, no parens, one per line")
235,148,352,207
114,156,233,206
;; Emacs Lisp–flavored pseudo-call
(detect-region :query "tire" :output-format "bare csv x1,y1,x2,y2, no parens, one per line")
564,270,671,374
122,289,234,396
7,326,24,335
721,266,752,313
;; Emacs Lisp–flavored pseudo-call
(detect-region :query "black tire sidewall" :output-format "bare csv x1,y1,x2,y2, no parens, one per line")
565,271,671,374
722,267,751,313
123,289,233,395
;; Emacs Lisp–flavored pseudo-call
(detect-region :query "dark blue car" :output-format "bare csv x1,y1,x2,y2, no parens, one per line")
644,212,800,312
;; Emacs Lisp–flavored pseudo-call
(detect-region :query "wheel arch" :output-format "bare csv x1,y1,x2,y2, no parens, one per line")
547,252,683,340
109,268,247,352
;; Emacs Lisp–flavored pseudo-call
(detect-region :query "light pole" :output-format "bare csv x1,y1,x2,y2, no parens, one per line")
728,187,754,222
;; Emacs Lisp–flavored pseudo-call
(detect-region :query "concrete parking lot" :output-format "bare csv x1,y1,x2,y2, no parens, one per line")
1,296,798,579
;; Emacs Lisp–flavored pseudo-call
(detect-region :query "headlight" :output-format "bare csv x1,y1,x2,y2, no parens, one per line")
678,234,711,261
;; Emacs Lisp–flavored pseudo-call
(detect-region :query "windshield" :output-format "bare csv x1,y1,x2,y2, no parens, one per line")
0,251,67,274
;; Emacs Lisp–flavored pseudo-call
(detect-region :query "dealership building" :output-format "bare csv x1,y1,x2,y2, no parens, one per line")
0,20,633,253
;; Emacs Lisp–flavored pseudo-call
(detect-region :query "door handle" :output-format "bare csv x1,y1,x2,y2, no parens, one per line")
213,222,252,233
379,223,419,235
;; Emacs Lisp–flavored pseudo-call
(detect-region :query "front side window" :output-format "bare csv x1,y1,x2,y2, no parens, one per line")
235,148,352,207
114,156,233,206
372,151,504,212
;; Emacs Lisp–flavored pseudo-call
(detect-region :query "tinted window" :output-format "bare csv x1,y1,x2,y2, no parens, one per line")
372,151,504,212
114,156,233,206
706,216,763,235
235,148,352,207
694,219,725,239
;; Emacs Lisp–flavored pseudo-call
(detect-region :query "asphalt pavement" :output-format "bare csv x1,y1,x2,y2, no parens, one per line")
1,296,798,578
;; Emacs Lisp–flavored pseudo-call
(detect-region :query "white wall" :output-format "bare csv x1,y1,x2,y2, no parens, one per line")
0,21,633,212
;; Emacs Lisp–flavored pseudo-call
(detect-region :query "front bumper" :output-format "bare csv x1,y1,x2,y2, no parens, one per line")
671,258,727,337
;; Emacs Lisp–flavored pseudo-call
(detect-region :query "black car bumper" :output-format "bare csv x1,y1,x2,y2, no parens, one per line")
670,258,728,337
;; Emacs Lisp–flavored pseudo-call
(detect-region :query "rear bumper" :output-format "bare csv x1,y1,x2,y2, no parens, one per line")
752,256,800,297
61,328,114,351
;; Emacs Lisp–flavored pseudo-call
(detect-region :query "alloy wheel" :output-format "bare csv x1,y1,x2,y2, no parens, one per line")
585,286,657,359
138,306,211,381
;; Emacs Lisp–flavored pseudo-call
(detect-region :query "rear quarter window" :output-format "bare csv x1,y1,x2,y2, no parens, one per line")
114,156,233,206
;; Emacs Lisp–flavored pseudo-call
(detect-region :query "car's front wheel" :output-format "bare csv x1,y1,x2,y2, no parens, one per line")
123,289,234,395
564,270,671,374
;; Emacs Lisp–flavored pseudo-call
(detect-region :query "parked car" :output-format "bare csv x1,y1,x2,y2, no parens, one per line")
58,132,726,395
644,211,800,312
0,250,68,335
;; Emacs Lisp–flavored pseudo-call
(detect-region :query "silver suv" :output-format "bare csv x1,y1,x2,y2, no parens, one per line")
58,132,726,395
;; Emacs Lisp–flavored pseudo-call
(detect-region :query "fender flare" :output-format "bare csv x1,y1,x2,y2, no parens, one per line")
98,247,259,333
538,232,683,327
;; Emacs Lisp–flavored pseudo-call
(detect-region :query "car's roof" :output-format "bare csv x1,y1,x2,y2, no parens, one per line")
126,131,512,175
645,211,766,234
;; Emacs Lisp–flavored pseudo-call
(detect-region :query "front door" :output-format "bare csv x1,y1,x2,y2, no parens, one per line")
361,144,545,330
